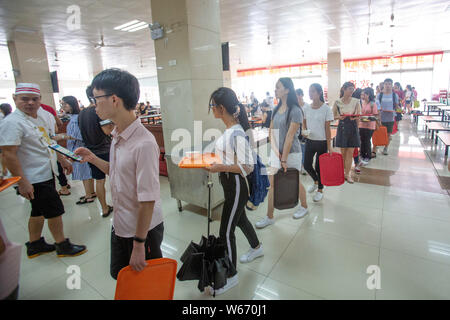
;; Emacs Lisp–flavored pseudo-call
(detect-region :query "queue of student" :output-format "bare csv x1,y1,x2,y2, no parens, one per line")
0,69,415,299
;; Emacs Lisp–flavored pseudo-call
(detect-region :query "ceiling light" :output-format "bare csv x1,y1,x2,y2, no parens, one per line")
229,43,237,47
128,24,149,32
122,21,148,31
114,20,140,30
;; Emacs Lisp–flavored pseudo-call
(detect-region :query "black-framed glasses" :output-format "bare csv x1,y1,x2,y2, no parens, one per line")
92,94,113,104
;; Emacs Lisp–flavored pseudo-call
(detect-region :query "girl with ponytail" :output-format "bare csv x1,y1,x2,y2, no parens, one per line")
255,77,309,230
301,83,334,202
205,87,263,295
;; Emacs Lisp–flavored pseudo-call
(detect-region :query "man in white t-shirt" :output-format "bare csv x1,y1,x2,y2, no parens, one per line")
265,92,275,110
0,83,87,258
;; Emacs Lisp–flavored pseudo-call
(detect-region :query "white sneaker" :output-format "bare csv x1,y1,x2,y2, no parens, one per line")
240,245,264,263
313,191,323,202
208,274,239,296
307,184,318,193
293,206,308,219
359,159,369,166
255,216,275,229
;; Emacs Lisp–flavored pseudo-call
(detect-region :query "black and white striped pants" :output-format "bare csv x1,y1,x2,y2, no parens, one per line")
219,172,260,272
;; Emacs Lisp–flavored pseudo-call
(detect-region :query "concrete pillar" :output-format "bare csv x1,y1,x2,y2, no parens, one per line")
151,0,224,152
223,70,232,88
8,34,56,109
151,0,225,214
327,52,343,107
89,52,104,78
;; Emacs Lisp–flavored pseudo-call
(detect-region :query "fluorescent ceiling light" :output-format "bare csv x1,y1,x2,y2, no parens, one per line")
128,24,149,32
329,46,340,49
114,20,140,30
122,21,148,31
229,43,237,47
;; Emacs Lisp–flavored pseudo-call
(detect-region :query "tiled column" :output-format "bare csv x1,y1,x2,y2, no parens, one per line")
151,0,225,212
327,52,343,107
223,70,232,88
8,34,56,109
151,0,224,153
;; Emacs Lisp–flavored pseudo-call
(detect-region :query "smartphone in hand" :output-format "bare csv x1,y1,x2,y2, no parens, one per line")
48,144,83,162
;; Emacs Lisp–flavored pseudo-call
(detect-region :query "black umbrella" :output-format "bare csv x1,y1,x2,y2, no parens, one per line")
176,173,236,293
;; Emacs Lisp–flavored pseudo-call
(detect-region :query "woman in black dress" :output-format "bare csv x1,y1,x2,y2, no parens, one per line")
332,82,361,183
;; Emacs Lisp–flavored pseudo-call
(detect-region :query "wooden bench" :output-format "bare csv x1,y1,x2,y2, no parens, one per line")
423,116,447,129
423,116,442,122
426,122,450,144
437,132,450,156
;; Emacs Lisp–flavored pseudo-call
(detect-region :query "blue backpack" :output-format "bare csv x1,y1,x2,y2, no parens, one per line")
229,130,270,210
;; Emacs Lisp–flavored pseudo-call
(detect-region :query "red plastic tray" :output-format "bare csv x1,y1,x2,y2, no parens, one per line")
319,153,345,186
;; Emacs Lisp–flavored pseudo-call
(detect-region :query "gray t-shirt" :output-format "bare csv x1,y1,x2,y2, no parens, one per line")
378,93,397,123
271,105,303,154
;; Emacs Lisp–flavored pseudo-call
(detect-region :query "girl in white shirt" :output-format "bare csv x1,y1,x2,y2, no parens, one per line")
205,87,263,296
302,84,334,202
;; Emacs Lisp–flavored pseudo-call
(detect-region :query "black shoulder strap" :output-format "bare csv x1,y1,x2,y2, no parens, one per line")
379,93,383,104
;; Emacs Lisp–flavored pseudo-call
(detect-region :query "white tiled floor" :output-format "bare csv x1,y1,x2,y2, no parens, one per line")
1,116,450,300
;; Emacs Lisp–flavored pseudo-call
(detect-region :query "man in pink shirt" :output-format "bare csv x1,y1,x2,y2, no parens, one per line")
75,69,164,279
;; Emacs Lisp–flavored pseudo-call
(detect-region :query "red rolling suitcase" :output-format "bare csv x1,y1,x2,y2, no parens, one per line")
372,126,388,147
319,152,344,186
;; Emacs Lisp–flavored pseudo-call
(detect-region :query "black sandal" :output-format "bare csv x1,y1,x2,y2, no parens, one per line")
79,193,97,201
102,206,113,218
371,152,377,158
76,197,95,205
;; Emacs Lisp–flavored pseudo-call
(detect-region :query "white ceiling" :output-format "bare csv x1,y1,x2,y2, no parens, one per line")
0,0,449,80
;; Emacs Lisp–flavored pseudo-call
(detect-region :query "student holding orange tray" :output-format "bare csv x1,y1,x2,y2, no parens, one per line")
204,87,263,296
332,82,362,183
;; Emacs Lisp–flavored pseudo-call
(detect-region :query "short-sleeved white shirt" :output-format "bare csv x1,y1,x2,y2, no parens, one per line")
0,108,56,184
215,124,254,172
304,103,334,141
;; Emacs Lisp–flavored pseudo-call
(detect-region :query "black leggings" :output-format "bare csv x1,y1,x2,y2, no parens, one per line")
359,128,374,159
304,139,328,190
219,173,260,273
56,161,68,187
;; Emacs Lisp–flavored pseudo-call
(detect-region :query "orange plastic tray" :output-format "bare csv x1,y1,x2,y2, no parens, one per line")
115,258,177,300
178,152,222,168
0,177,21,193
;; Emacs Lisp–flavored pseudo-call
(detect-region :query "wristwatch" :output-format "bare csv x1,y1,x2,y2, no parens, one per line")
133,236,146,243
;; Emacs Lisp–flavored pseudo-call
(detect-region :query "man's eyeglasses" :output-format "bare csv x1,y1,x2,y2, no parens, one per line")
91,94,113,104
